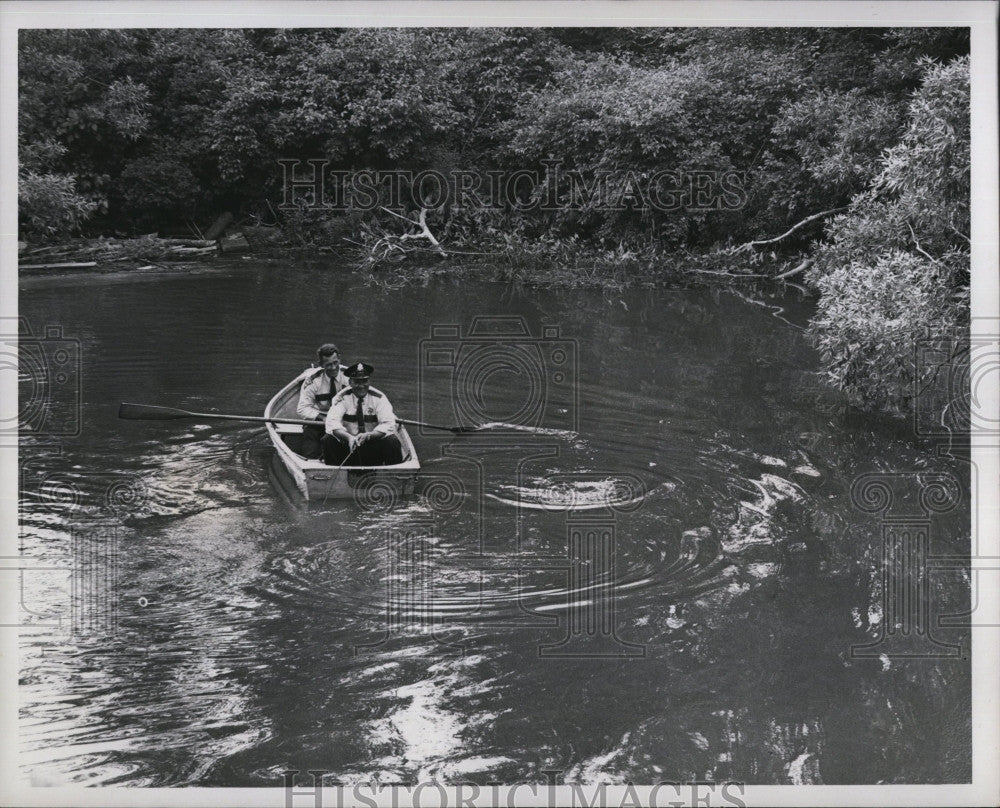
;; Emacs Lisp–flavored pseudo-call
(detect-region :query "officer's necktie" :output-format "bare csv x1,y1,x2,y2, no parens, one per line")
355,395,366,434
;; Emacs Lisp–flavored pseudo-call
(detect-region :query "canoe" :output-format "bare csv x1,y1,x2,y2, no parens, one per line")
264,369,420,501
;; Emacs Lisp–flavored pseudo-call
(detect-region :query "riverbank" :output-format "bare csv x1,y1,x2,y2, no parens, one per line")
19,231,802,293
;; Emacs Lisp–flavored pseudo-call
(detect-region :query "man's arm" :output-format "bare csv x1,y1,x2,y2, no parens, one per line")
324,394,355,447
296,376,324,420
369,392,398,437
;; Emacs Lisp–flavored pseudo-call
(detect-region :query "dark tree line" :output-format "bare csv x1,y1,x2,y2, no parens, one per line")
19,28,970,415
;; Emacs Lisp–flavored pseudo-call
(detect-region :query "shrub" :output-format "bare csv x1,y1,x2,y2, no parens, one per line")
811,250,965,414
18,171,98,240
807,57,969,416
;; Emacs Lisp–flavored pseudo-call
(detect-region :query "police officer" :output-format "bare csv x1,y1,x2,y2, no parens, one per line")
297,343,349,458
322,362,404,466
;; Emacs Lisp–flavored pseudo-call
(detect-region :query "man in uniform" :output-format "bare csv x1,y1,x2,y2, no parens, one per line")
297,343,349,458
322,362,404,466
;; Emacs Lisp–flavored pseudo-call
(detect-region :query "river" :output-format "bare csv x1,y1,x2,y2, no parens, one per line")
16,263,971,787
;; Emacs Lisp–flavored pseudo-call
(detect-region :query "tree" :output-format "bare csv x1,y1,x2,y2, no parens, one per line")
807,57,970,414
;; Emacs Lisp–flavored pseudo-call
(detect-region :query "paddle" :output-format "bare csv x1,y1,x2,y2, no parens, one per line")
118,402,318,428
395,418,483,434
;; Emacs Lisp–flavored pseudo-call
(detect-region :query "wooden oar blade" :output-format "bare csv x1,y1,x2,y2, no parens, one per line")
396,418,484,434
118,402,192,420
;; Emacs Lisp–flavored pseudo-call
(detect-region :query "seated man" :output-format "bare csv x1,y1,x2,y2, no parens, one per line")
297,343,348,459
322,362,404,466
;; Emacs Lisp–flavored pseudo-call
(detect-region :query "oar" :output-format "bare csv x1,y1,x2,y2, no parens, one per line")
395,418,482,434
119,403,482,434
118,402,317,428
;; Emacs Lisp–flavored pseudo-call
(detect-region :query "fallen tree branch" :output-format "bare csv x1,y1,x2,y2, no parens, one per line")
405,247,502,256
20,261,98,270
732,207,848,253
687,268,770,278
381,206,447,257
725,289,805,331
775,257,814,279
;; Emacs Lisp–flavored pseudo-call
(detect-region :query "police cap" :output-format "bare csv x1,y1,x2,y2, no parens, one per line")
345,362,374,380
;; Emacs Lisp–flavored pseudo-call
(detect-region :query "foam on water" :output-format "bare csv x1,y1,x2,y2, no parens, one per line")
476,421,579,439
486,476,646,511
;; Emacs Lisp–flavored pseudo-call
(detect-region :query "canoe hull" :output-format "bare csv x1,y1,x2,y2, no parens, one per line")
265,370,419,502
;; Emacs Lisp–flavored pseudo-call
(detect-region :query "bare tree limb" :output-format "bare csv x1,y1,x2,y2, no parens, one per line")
687,268,770,278
907,221,942,266
379,206,447,257
379,206,415,225
732,207,848,253
775,257,814,279
949,223,971,245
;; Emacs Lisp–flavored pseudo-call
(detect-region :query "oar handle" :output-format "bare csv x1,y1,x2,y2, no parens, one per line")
119,402,318,428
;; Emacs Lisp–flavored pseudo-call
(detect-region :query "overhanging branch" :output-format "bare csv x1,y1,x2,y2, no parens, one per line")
732,207,848,254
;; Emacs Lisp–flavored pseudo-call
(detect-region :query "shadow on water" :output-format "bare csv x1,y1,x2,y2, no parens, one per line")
18,269,970,785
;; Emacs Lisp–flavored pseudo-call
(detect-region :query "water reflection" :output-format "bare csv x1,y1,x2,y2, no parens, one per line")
18,268,970,785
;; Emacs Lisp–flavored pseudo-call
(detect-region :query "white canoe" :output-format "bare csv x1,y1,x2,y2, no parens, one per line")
264,370,420,501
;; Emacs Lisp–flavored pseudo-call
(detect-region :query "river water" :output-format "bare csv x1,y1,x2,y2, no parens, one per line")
17,263,970,786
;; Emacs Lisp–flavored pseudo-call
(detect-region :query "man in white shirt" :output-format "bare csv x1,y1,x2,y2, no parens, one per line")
296,343,349,458
322,362,404,466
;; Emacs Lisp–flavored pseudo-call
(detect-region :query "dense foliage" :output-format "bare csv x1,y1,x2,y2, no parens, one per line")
807,57,970,414
18,29,967,242
18,28,970,416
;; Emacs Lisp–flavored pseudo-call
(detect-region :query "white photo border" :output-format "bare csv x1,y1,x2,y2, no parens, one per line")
1,2,997,806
